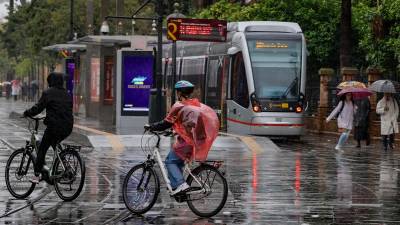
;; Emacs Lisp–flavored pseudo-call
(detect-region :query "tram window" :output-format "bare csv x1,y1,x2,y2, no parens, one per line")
206,59,220,108
231,53,249,108
181,58,206,100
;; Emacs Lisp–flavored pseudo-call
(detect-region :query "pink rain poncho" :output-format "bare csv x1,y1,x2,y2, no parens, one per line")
165,98,219,161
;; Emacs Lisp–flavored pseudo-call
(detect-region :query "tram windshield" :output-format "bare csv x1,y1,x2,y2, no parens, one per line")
247,33,302,100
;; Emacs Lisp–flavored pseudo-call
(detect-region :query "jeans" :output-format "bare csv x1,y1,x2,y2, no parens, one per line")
165,150,185,189
337,130,350,148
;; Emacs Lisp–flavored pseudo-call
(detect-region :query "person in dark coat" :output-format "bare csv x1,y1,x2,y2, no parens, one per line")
353,98,371,147
23,72,73,183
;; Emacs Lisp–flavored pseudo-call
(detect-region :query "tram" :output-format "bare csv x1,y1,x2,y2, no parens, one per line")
162,21,307,136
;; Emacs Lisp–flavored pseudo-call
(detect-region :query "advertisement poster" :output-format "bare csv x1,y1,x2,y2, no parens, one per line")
104,56,114,105
90,58,100,102
65,58,74,97
122,53,153,113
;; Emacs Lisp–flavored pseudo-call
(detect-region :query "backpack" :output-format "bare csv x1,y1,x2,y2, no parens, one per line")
335,100,345,119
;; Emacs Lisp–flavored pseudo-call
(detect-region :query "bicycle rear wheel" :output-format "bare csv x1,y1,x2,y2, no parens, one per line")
5,148,36,199
53,150,85,201
123,164,160,214
186,164,228,217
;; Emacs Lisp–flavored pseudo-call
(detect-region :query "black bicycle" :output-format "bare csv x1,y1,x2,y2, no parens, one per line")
122,128,228,217
5,116,85,201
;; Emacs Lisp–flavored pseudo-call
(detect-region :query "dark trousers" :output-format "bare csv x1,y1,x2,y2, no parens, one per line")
382,134,395,149
35,129,69,174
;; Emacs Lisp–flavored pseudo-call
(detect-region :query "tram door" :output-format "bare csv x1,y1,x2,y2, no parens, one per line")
227,52,251,134
205,56,229,130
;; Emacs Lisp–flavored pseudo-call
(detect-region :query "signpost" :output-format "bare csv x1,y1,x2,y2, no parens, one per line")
167,18,227,42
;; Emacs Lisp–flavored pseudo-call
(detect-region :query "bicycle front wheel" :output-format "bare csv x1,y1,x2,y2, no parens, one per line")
123,164,160,214
53,150,85,201
5,148,36,199
186,164,228,217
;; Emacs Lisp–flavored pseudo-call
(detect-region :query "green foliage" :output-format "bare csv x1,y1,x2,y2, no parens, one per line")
0,46,15,81
352,0,400,76
15,58,32,78
196,0,341,76
196,0,400,78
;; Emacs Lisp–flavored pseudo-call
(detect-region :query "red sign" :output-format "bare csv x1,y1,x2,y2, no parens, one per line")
104,56,114,105
90,58,100,102
167,18,227,42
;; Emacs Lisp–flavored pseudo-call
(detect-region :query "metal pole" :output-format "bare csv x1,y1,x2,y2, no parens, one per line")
155,0,164,121
70,0,74,40
171,41,177,105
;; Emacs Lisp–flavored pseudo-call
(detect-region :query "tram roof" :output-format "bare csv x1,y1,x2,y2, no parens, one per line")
228,21,302,33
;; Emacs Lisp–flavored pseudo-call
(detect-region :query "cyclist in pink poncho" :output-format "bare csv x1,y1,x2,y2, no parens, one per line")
148,80,219,195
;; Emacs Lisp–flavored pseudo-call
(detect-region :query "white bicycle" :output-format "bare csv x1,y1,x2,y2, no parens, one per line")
122,127,228,218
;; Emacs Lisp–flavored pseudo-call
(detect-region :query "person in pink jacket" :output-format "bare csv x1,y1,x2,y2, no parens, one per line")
148,80,219,195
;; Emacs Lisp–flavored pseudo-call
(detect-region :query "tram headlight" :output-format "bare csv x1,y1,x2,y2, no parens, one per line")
250,92,262,112
295,106,303,113
253,105,261,112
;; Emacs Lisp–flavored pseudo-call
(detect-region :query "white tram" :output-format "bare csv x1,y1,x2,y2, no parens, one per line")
162,21,307,136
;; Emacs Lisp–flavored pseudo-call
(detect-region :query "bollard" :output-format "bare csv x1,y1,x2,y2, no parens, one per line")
341,67,358,81
317,68,334,133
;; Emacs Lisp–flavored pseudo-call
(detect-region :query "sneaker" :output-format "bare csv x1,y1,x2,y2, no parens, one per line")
30,175,41,184
335,145,342,151
171,182,190,195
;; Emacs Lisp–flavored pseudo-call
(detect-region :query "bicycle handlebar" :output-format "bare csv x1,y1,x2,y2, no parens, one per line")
148,129,174,137
23,115,45,132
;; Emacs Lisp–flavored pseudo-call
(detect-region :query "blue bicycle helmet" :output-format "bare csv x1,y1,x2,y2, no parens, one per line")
174,80,194,89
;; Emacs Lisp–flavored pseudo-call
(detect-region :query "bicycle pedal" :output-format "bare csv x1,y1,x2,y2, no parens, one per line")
173,193,187,203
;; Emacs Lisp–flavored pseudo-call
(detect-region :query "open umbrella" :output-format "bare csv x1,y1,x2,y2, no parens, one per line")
369,80,400,93
337,87,373,100
337,81,366,89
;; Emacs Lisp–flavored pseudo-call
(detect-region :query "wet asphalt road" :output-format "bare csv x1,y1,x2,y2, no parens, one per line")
1,100,400,224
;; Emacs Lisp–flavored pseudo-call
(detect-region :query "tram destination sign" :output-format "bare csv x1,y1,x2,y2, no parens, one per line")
167,18,227,42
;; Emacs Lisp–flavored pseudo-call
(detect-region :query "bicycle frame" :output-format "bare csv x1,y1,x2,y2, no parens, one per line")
148,133,209,196
24,118,72,179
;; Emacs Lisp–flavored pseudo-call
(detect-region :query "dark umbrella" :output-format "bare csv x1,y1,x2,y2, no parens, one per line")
337,87,373,100
369,80,400,93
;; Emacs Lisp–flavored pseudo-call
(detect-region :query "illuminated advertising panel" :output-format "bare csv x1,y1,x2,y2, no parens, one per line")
121,51,154,116
65,58,74,97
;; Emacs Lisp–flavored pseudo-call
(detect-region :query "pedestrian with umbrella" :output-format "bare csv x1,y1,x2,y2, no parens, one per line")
326,87,372,150
370,80,400,150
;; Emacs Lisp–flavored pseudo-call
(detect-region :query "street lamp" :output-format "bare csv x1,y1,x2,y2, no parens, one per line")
100,21,110,35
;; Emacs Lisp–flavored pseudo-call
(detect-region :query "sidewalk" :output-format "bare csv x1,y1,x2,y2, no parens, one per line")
0,97,281,153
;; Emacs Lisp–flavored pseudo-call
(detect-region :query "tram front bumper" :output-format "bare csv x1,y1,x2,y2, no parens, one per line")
250,115,305,136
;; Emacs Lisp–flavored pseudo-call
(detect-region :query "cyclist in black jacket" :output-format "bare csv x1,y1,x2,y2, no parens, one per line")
23,72,73,183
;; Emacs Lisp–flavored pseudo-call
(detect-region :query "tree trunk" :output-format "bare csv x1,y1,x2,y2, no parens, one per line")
116,0,124,16
116,0,124,35
340,0,352,69
86,0,94,35
9,0,14,13
101,0,111,24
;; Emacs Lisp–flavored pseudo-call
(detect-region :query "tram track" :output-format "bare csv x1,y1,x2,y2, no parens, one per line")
0,185,52,218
